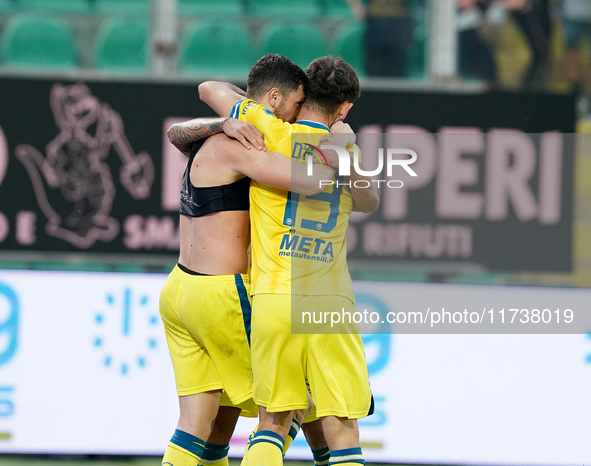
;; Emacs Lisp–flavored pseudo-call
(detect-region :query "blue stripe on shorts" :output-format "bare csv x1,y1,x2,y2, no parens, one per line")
234,274,251,346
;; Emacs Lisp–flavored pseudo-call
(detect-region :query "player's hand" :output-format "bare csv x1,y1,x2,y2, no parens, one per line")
312,145,344,170
222,118,266,151
322,149,341,170
329,120,354,134
321,121,356,149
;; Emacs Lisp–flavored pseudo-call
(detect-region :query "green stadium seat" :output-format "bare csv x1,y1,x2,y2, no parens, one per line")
406,37,426,79
325,0,353,19
258,22,327,70
0,0,14,12
180,21,254,75
0,15,77,70
18,0,89,13
95,0,148,14
332,22,365,76
406,2,427,78
95,18,148,73
248,0,320,17
179,0,243,16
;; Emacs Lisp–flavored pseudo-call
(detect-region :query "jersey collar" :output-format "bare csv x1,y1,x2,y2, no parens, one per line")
296,120,330,131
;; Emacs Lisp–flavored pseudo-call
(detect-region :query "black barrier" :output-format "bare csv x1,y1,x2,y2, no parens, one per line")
0,77,575,271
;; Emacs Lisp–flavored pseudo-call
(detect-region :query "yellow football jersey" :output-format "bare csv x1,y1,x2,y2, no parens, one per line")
231,99,355,302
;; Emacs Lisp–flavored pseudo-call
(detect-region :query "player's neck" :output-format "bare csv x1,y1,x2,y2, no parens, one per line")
296,108,332,128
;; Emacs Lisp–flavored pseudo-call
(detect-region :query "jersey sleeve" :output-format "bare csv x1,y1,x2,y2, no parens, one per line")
230,99,245,120
231,99,292,149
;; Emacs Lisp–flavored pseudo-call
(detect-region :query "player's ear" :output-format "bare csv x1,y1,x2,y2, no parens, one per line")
268,88,281,110
337,102,354,121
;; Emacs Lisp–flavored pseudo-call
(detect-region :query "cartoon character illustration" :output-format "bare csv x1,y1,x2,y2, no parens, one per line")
16,83,154,248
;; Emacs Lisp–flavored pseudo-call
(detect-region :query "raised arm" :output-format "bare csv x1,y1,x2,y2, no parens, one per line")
221,138,336,196
167,116,265,157
198,81,246,117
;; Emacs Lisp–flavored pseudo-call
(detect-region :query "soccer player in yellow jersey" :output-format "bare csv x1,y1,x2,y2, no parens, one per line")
200,56,379,466
159,57,343,466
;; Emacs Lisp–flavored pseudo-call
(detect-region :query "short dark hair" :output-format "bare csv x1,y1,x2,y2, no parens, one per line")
246,54,307,100
305,56,360,115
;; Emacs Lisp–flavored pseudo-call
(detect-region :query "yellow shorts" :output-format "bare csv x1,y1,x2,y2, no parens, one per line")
159,265,257,416
250,294,372,419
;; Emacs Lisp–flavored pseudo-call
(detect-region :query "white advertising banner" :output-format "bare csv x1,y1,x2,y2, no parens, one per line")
0,270,589,464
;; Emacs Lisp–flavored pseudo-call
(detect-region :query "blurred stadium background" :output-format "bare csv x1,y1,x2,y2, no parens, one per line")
0,0,590,465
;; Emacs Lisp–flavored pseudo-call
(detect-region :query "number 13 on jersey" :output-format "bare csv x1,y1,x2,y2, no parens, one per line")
282,176,344,233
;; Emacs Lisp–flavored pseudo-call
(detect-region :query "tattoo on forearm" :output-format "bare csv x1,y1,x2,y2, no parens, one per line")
167,117,226,145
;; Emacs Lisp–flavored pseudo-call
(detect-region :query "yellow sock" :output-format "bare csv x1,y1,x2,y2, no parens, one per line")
240,425,258,466
328,447,364,465
245,430,284,466
162,442,199,466
198,442,230,466
282,419,301,455
312,447,330,466
161,429,206,466
199,457,228,466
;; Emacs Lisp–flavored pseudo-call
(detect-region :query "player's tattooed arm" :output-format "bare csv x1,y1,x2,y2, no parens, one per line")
167,117,264,157
167,117,225,156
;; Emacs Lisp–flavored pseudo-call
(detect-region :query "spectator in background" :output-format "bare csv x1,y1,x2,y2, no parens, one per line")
508,0,553,91
458,0,499,87
347,0,418,77
561,0,591,100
